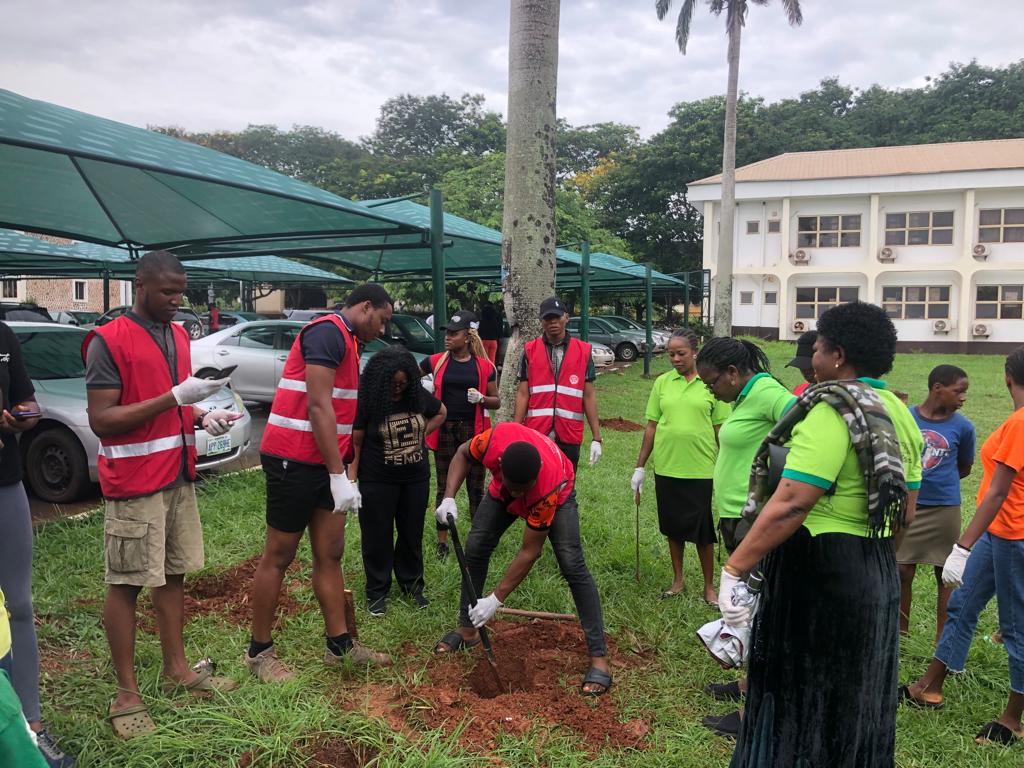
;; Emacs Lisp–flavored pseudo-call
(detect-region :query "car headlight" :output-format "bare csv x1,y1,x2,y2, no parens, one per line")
231,390,245,413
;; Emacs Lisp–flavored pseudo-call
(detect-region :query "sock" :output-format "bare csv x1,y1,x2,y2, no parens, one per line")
326,633,353,657
248,638,273,658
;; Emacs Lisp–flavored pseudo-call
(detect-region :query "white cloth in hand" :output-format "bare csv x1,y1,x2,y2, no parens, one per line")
435,497,458,527
329,473,359,514
171,376,228,405
468,592,503,628
941,544,971,587
467,387,484,404
201,408,239,436
420,375,434,394
630,467,646,495
349,483,362,516
589,440,602,467
719,568,757,629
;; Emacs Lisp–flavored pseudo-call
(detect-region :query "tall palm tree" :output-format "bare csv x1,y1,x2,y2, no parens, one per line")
657,0,802,336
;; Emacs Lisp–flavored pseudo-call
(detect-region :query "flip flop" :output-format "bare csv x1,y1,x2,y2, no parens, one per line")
705,680,743,702
660,589,682,600
976,720,1023,745
108,704,156,740
898,684,943,710
702,710,741,739
433,630,481,654
580,666,613,697
164,658,239,696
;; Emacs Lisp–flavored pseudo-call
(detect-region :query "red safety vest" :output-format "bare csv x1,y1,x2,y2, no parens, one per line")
522,336,591,445
478,423,574,520
424,351,493,450
84,317,197,500
260,314,359,465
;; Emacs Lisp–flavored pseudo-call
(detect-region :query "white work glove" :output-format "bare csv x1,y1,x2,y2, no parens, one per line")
941,544,971,587
329,473,360,514
589,440,602,467
349,482,362,516
171,376,228,405
435,497,458,527
630,467,646,495
201,408,239,436
421,375,434,394
468,592,503,629
467,387,484,404
719,568,757,629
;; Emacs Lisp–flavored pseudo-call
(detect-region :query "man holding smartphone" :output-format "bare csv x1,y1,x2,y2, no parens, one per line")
85,251,241,739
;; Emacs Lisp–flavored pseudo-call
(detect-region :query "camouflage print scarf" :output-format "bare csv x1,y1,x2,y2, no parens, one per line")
740,380,908,538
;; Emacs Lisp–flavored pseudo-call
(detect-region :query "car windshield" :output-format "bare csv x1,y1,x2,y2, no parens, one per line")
602,316,638,331
69,311,100,323
396,316,432,342
14,329,87,379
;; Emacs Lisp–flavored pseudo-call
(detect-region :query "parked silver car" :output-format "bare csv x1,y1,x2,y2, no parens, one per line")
10,322,251,503
566,317,649,362
596,315,670,349
591,342,615,367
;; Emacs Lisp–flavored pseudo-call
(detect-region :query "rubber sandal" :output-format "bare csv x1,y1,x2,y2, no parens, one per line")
976,720,1023,745
898,684,943,710
164,658,239,696
433,630,481,654
705,680,743,702
702,710,741,739
660,589,682,600
108,704,156,740
580,666,612,697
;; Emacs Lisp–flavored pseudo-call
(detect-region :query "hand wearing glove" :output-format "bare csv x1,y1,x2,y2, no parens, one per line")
421,376,434,394
467,387,484,404
201,409,241,436
941,543,971,587
719,567,757,629
171,376,229,406
435,497,458,527
329,473,360,514
589,440,602,467
468,592,503,628
630,467,646,495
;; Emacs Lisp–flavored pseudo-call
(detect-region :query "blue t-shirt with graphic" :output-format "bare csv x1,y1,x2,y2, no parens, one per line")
911,407,976,506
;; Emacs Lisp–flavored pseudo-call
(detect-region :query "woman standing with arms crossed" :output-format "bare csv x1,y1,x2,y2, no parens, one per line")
630,329,730,604
421,311,499,560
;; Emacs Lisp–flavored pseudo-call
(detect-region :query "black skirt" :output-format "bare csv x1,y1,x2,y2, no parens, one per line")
730,528,899,768
653,475,715,545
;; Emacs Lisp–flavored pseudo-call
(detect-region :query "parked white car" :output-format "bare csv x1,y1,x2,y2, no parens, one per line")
591,342,615,367
9,322,251,503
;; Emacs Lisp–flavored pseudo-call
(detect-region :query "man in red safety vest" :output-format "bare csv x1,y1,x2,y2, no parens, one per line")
245,284,394,682
514,296,602,470
430,422,612,696
85,251,243,738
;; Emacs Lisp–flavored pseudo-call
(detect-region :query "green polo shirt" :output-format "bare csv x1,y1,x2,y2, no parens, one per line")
645,368,731,479
714,374,796,520
781,378,924,537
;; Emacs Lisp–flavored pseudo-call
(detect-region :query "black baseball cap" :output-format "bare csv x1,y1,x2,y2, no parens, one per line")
446,310,479,332
787,330,818,369
538,296,567,319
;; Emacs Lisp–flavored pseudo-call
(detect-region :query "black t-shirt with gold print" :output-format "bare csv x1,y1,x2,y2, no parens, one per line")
354,390,441,484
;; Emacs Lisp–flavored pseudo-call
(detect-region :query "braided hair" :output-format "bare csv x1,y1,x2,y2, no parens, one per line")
1006,346,1024,386
669,327,700,351
695,336,772,375
356,345,425,428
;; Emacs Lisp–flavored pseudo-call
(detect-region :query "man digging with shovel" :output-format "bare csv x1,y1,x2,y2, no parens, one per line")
432,422,612,696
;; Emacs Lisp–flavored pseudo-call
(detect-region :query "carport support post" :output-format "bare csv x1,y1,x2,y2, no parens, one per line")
430,187,447,353
644,263,653,377
102,271,110,312
580,240,590,342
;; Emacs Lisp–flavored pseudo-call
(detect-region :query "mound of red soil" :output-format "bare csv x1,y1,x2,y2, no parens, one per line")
599,417,645,432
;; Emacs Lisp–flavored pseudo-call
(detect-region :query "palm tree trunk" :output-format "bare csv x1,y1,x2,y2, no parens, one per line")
713,11,742,336
498,0,560,420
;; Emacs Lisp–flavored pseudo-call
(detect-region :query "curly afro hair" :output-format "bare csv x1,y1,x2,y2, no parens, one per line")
816,301,897,379
356,345,425,428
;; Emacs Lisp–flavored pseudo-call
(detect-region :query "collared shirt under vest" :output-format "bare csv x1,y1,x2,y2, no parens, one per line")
523,335,590,445
260,313,359,465
425,351,493,451
85,316,196,500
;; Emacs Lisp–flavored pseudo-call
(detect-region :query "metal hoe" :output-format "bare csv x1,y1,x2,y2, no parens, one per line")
446,512,505,692
635,490,642,583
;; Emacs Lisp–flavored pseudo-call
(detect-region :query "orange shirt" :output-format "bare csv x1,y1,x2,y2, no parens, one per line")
981,409,1024,540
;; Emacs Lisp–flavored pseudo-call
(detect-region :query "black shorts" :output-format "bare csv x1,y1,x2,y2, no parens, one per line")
261,454,334,533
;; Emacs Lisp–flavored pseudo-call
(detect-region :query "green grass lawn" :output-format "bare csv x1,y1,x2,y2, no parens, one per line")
31,342,1021,767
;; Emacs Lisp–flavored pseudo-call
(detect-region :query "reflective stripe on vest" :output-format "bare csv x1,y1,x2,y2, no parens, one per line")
266,413,354,434
522,336,590,445
528,384,584,398
275,377,357,400
525,407,584,421
98,433,196,460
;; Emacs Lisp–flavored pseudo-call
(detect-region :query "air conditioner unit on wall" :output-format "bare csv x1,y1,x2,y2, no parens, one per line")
791,319,809,333
973,244,991,260
790,250,810,265
972,322,992,338
932,319,954,334
877,247,896,263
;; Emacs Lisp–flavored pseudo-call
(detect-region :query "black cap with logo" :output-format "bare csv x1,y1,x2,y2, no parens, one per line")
538,296,567,319
446,310,479,332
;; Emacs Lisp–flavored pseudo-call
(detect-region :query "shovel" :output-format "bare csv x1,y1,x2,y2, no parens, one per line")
446,512,505,692
635,490,642,583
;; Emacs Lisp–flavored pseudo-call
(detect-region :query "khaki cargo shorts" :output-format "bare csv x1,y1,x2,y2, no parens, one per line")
104,484,205,587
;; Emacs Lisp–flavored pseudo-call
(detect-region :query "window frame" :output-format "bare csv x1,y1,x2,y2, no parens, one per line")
978,208,1024,244
739,291,754,305
72,279,88,303
745,221,759,235
793,285,860,319
764,291,778,305
1,278,20,300
767,220,781,234
975,284,1024,320
796,214,861,248
884,210,954,247
880,285,951,320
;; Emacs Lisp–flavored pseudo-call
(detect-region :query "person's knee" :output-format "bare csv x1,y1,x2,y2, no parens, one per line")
2,592,32,622
262,541,298,574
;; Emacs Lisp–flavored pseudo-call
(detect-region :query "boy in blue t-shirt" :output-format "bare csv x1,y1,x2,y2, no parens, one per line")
896,364,976,642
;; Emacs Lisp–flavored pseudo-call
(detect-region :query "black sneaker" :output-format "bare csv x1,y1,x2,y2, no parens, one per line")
368,597,386,617
36,729,76,768
412,593,430,610
436,542,449,560
701,711,741,739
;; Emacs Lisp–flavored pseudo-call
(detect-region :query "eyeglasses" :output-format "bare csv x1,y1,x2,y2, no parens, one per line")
703,372,724,392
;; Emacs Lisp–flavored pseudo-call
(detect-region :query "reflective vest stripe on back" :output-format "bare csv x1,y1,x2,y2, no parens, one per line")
522,336,590,445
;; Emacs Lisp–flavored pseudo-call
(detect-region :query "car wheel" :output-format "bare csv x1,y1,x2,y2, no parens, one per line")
24,427,91,504
616,343,638,362
184,319,203,340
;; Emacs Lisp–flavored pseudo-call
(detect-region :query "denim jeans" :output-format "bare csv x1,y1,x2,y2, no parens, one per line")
457,490,607,657
934,531,1024,693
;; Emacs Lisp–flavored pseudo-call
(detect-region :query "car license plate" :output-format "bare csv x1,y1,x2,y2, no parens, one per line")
206,434,232,456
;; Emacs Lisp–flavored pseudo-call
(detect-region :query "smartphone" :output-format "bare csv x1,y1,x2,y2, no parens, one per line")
195,365,238,381
12,410,42,420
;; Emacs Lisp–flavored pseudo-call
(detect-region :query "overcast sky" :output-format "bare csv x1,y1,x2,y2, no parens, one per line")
2,0,1021,141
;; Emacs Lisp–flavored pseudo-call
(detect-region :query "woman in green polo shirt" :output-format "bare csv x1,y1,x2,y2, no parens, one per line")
631,329,731,604
722,302,922,768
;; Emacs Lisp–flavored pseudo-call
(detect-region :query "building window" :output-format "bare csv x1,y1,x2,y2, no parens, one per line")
885,211,954,246
739,291,753,305
976,284,1024,319
764,291,778,305
746,221,759,235
794,286,859,318
767,220,781,234
797,215,861,248
72,280,87,302
881,285,950,319
1,279,17,299
979,209,1024,243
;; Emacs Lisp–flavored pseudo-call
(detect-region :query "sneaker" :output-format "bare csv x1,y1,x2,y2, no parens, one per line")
368,597,387,617
36,728,76,768
436,542,449,560
701,711,741,739
243,646,295,683
412,593,430,610
324,641,391,668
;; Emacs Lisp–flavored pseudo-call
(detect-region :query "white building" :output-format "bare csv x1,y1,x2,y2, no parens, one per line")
688,139,1024,351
